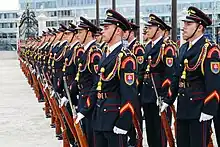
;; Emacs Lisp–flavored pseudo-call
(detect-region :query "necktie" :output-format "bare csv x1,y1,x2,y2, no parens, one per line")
106,47,110,57
151,42,154,48
188,42,192,50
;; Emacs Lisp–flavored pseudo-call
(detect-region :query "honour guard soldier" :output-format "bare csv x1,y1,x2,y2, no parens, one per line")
95,28,106,51
89,9,138,147
140,14,178,147
74,16,102,147
123,19,140,51
123,19,142,147
142,25,151,47
177,6,220,147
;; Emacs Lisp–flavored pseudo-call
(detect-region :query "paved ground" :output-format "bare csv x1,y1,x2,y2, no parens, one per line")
0,58,218,147
0,59,62,147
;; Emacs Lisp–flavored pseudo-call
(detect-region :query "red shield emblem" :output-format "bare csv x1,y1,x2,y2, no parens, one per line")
137,56,144,64
124,73,134,85
211,62,220,74
166,57,173,67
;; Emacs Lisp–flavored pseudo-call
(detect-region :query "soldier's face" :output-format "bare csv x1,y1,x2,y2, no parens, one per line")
123,30,129,40
95,34,102,42
182,21,198,40
102,24,116,42
147,26,158,39
77,29,87,44
143,33,148,41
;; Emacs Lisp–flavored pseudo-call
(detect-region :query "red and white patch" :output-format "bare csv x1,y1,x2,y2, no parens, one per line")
211,62,220,74
166,57,173,67
137,56,144,64
124,73,135,86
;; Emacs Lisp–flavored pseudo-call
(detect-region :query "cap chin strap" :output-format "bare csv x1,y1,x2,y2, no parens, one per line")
59,32,65,41
163,30,167,38
126,30,132,41
82,30,89,44
108,26,118,43
99,36,103,44
70,33,75,43
151,26,159,40
186,23,201,41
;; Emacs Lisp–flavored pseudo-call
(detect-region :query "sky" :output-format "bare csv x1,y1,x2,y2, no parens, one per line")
0,0,19,11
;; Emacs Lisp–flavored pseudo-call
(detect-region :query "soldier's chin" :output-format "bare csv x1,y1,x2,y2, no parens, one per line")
182,35,188,40
102,37,109,42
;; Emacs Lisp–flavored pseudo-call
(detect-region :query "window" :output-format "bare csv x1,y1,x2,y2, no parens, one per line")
8,33,16,38
46,21,58,27
2,33,7,38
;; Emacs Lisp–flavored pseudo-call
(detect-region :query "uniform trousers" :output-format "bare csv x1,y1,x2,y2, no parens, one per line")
94,131,127,147
177,119,211,147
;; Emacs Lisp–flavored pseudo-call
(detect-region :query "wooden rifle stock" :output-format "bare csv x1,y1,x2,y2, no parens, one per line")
150,73,175,147
60,105,80,145
132,112,143,147
160,111,175,147
63,76,88,147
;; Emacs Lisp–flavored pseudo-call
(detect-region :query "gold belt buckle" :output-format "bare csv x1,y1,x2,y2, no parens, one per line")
97,92,104,99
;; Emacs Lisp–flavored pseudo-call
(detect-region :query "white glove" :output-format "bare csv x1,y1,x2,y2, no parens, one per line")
199,112,213,122
113,126,127,135
37,74,40,79
60,96,69,108
160,102,169,113
75,113,85,124
50,90,55,98
31,69,36,74
44,82,48,91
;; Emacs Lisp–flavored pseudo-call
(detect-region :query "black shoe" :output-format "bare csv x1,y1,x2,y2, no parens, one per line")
50,123,56,128
38,99,45,103
71,142,78,147
46,113,51,118
56,134,63,140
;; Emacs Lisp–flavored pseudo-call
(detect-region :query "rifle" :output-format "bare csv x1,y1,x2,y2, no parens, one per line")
42,69,70,147
132,112,143,147
147,56,175,147
63,72,88,147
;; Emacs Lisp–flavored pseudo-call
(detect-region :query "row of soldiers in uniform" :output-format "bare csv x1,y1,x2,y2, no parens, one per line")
18,6,219,147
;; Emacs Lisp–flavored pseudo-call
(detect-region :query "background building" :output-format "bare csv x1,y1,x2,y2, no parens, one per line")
0,10,19,50
18,0,220,41
1,0,220,50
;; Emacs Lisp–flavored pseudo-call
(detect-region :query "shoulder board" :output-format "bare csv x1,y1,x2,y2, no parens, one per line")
59,40,68,47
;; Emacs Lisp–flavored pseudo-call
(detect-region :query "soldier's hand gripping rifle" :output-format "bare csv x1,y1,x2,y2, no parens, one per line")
147,56,175,147
62,58,88,147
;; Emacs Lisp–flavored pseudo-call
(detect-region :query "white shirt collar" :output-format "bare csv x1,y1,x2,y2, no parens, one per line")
190,34,203,46
84,40,96,51
128,38,136,47
188,34,203,50
70,41,79,48
152,36,162,46
108,41,122,53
